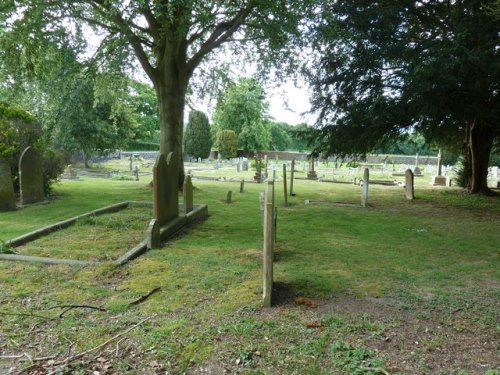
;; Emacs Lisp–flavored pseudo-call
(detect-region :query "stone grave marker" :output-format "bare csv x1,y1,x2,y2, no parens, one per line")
405,169,414,200
19,146,44,205
242,159,249,171
307,157,317,179
289,159,295,196
263,181,274,307
183,174,193,214
134,166,140,181
432,150,446,186
146,219,160,249
226,190,232,203
0,157,16,211
240,179,245,193
283,164,288,206
152,152,178,226
236,162,241,172
361,168,369,207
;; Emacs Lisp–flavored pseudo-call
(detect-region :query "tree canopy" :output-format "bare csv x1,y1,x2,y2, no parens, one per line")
213,77,271,152
307,0,500,194
1,0,318,187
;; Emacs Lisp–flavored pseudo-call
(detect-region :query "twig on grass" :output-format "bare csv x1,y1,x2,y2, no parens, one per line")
129,287,161,306
46,316,154,374
49,304,107,318
360,367,390,375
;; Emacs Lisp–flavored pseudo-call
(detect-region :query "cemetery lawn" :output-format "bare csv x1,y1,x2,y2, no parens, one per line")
0,176,498,374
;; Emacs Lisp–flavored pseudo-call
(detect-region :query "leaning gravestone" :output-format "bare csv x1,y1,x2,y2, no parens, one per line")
405,169,414,200
19,146,44,205
226,190,232,204
183,174,194,214
263,181,274,307
361,168,369,207
0,158,16,211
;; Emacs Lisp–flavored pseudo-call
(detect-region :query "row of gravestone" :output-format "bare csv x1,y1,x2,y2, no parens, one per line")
0,147,45,212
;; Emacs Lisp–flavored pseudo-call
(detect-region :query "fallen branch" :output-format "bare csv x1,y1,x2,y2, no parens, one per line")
49,316,153,371
129,287,161,306
48,305,107,318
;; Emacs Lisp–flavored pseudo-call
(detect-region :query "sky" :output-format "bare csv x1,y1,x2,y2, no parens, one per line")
266,81,313,125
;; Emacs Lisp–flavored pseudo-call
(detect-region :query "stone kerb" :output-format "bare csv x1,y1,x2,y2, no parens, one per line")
0,157,16,211
19,146,44,205
405,169,414,200
183,174,194,214
263,181,274,308
361,168,369,207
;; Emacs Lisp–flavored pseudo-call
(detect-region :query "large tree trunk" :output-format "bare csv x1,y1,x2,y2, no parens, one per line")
154,59,189,189
465,121,492,195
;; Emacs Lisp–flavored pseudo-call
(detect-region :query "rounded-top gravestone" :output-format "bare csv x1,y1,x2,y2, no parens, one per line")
19,146,44,205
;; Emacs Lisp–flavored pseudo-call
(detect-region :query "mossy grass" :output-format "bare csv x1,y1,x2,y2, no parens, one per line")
0,173,498,374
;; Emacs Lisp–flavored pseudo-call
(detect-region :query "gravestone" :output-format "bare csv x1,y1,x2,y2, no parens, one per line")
152,152,178,226
283,164,288,206
183,174,193,214
307,157,317,179
240,179,245,193
254,155,262,183
19,146,44,205
242,160,249,171
0,158,16,211
432,150,446,186
361,168,369,207
236,163,241,172
263,181,274,308
226,190,232,203
134,166,140,181
146,219,160,249
405,169,414,200
289,159,295,196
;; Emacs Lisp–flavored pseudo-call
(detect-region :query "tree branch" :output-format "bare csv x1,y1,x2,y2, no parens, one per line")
186,4,256,76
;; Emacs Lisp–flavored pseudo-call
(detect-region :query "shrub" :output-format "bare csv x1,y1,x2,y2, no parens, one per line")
218,130,238,159
184,110,212,159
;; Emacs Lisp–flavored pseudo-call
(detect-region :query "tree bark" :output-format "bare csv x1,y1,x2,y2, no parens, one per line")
466,121,492,195
154,57,189,189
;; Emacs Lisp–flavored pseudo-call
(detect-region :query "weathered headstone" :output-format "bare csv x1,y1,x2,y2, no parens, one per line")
289,159,295,196
19,146,44,205
183,174,193,214
134,166,140,181
263,181,274,307
361,168,369,207
146,219,160,249
432,149,446,186
242,160,249,171
240,179,245,193
236,162,241,172
226,190,232,203
307,156,317,179
283,164,288,206
405,169,414,200
153,152,178,226
0,158,16,211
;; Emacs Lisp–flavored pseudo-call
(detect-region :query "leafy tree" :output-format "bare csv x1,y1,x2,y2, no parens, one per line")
127,80,159,142
0,102,65,194
218,130,238,159
307,0,500,194
184,110,212,159
213,78,271,151
1,1,318,187
269,122,292,151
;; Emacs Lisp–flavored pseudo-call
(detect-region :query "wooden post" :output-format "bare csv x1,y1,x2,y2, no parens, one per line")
263,181,274,307
289,159,295,196
283,164,288,206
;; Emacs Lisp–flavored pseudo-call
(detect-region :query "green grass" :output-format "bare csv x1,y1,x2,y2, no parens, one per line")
0,172,498,374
